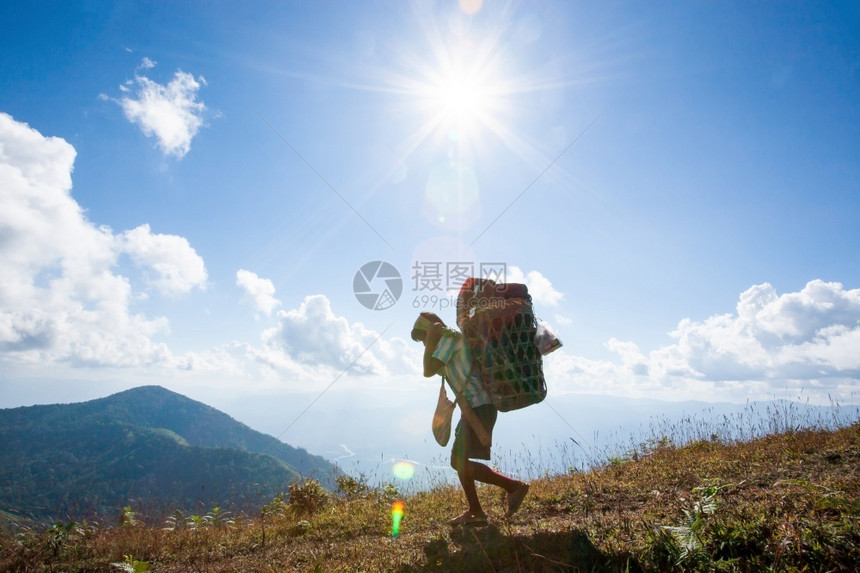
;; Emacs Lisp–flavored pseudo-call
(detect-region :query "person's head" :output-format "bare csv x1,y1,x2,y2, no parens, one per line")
411,312,445,343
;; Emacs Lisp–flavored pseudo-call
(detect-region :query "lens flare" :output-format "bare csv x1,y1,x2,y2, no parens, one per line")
459,0,483,15
423,160,480,227
391,501,405,538
392,461,416,480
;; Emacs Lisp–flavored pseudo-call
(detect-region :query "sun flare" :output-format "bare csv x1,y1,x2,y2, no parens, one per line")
408,48,511,148
429,70,492,126
349,1,588,228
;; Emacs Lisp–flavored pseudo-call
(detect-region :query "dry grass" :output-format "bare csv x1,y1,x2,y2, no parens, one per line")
2,420,858,572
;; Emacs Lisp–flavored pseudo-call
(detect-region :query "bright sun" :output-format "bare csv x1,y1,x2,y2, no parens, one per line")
417,54,506,145
358,2,578,228
431,72,490,124
380,2,559,166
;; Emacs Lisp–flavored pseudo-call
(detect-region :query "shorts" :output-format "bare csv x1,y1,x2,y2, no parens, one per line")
451,404,498,461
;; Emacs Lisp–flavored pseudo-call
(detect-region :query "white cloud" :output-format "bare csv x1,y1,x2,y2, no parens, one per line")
507,266,564,307
3,110,855,407
554,314,573,327
0,113,417,389
260,294,419,377
0,113,207,368
119,224,207,296
546,280,860,403
236,269,281,316
116,59,208,158
671,280,860,381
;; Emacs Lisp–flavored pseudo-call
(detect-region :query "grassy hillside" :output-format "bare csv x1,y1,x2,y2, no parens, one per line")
1,419,856,572
0,386,338,521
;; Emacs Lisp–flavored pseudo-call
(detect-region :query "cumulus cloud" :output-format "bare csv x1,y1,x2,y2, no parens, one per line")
506,266,564,307
260,294,418,377
113,58,208,158
546,280,860,403
236,269,281,316
0,112,206,367
4,110,855,406
672,280,860,381
0,112,416,387
119,224,207,296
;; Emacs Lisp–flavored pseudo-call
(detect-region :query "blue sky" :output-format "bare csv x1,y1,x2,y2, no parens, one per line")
1,1,859,457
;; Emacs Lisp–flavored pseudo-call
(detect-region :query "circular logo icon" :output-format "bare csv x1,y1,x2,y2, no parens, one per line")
353,261,403,311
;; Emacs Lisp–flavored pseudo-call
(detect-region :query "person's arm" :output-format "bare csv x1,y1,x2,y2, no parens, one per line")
423,323,445,377
425,326,492,447
453,394,492,447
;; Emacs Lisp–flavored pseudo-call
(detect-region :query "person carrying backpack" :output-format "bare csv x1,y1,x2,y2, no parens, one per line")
411,311,529,525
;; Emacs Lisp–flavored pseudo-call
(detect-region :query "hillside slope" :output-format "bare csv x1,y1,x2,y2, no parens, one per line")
1,421,857,571
0,386,338,521
86,386,334,482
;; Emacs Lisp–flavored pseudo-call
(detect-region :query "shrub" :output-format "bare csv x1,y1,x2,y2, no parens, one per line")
335,473,372,500
288,479,330,516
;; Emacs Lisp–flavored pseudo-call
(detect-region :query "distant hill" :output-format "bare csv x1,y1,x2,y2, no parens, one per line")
0,386,339,522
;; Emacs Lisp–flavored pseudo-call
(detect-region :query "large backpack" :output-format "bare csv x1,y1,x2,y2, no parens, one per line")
456,278,547,412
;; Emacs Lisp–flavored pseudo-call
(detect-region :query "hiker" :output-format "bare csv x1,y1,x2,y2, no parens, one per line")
411,311,529,525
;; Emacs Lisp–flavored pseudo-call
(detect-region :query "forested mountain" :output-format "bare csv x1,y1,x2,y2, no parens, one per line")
0,386,338,522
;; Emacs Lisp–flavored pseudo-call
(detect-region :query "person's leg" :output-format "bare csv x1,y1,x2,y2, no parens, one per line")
449,405,529,521
457,405,520,493
450,419,487,521
452,456,529,518
465,459,529,516
465,459,519,491
457,466,484,515
451,449,485,517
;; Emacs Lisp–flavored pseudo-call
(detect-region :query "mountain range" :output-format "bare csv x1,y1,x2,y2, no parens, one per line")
0,386,338,523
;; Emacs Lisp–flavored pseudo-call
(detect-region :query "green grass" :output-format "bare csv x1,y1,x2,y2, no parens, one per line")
1,416,858,571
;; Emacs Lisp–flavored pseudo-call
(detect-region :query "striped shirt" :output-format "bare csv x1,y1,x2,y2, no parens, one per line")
433,330,492,408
